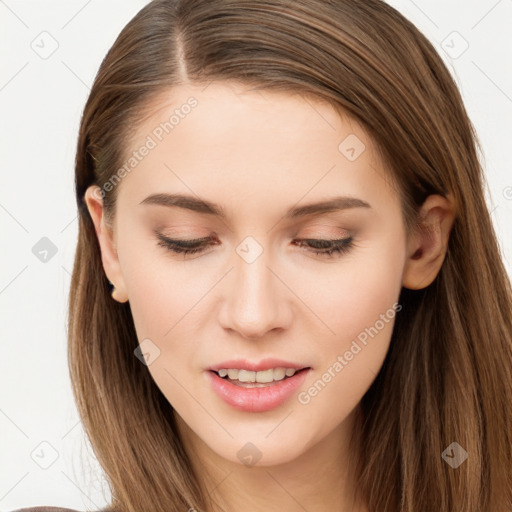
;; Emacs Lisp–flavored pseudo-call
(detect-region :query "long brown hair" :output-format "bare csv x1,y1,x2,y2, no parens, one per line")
68,1,512,510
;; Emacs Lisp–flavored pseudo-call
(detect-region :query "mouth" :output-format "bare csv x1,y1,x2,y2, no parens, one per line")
207,365,312,412
210,367,311,388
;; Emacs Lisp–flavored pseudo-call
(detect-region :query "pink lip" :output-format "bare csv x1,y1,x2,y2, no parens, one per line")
208,358,308,372
206,367,311,413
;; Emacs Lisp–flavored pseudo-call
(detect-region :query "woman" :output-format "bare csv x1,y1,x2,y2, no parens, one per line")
14,0,512,511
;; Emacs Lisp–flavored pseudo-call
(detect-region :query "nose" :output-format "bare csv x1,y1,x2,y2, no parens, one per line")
218,245,291,340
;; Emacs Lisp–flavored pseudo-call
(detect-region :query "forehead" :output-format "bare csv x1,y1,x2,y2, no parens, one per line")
115,82,400,222
126,81,366,160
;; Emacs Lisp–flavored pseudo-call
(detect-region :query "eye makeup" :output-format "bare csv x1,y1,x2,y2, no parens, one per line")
154,231,354,258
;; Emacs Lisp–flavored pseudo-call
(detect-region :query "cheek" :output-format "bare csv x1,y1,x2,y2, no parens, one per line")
116,230,205,340
295,242,404,406
121,252,206,403
297,241,404,343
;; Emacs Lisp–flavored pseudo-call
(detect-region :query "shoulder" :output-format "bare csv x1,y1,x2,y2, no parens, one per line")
11,506,113,512
11,508,87,512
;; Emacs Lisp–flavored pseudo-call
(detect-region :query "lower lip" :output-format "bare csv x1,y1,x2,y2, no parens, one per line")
207,369,310,413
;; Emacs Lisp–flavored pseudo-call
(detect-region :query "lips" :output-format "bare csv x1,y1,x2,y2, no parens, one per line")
208,358,309,372
207,367,311,412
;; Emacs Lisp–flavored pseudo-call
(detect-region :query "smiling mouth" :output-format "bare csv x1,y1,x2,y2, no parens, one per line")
211,367,310,387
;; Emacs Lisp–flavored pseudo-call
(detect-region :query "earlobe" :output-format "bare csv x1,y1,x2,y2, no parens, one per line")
84,186,129,303
402,193,456,290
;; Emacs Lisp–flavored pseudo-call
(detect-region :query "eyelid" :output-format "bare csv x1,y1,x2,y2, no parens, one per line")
154,231,213,246
300,228,351,238
154,230,355,258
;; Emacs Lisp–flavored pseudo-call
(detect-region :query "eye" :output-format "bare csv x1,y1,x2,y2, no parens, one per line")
155,233,215,255
155,232,354,258
292,237,354,257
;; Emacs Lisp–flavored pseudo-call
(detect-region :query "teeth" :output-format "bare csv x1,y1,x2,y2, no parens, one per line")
216,367,298,383
239,369,256,382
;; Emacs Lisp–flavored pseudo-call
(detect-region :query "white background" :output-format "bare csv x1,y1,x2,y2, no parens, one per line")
1,1,511,510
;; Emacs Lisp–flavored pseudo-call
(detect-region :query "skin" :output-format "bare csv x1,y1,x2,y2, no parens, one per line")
85,81,455,511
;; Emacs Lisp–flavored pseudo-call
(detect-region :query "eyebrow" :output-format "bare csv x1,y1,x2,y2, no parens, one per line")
139,193,371,219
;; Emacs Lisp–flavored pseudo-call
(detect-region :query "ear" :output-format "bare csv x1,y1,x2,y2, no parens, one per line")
84,186,129,303
402,193,456,290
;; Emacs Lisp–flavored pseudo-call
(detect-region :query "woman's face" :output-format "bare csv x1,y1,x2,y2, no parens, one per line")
90,82,409,467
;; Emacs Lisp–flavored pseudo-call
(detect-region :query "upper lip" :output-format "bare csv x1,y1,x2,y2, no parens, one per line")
208,358,310,372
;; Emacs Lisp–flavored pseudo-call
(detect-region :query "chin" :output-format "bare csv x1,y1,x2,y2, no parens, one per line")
201,425,316,468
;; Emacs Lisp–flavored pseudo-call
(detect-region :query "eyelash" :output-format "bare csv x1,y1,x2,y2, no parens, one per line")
155,233,354,258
